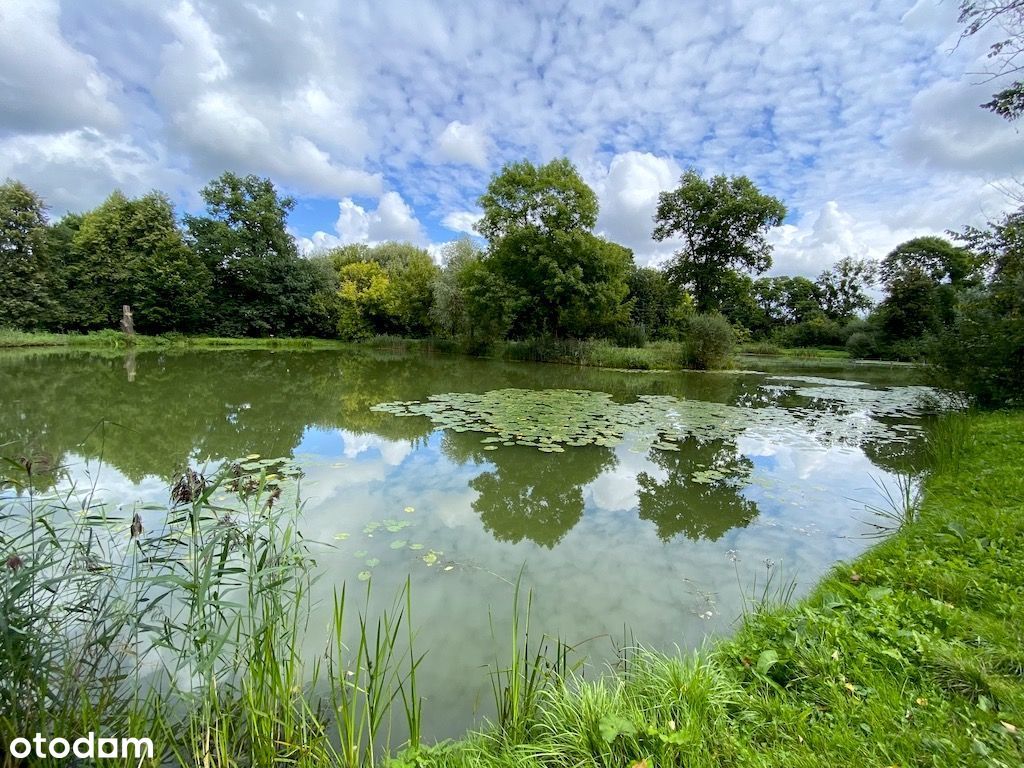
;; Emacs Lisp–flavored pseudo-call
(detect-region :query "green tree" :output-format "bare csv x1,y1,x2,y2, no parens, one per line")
430,237,482,337
476,158,632,338
0,180,55,329
625,266,692,339
335,260,394,340
67,191,211,332
873,237,979,350
931,208,1024,405
816,256,876,321
185,172,325,336
368,242,439,336
652,171,787,312
477,158,598,241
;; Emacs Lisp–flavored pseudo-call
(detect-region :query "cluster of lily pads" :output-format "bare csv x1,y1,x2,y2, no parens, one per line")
371,382,948,456
334,507,449,581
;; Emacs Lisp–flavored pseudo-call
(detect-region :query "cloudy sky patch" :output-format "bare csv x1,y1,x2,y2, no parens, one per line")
0,0,1019,275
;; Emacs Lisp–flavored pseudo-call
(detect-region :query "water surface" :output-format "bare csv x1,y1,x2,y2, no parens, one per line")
0,348,931,739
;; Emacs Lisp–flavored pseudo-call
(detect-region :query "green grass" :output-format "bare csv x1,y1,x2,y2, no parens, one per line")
0,327,355,350
739,342,850,360
410,411,1024,768
0,458,422,767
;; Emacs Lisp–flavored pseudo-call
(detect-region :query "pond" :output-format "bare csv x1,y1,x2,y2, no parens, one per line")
0,347,935,740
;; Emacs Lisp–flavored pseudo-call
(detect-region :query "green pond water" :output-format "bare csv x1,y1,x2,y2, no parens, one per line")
0,347,936,739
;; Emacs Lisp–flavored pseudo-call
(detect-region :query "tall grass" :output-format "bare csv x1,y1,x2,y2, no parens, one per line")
0,457,422,767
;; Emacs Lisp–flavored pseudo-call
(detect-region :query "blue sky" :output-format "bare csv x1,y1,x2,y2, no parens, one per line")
1,0,1022,275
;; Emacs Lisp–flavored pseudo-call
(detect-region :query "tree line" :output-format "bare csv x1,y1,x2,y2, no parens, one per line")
1,157,1021,404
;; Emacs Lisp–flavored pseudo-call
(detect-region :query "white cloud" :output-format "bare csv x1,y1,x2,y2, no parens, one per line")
590,151,682,264
436,121,490,168
4,0,1023,267
297,191,426,252
0,0,120,134
441,210,482,234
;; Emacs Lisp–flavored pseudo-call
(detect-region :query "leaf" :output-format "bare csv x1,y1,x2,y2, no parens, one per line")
333,533,350,540
598,714,636,743
867,587,892,600
390,539,407,550
365,558,380,567
357,571,371,582
404,506,415,514
756,649,779,675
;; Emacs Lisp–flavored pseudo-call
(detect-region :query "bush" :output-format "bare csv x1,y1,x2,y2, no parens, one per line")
929,286,1024,407
773,315,845,348
613,324,648,348
681,313,734,370
845,331,878,359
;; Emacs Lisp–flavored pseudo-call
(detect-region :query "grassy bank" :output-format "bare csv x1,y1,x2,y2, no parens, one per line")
0,328,353,350
411,411,1024,768
2,329,857,370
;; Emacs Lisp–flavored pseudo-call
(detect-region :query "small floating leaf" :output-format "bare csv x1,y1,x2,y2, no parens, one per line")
333,533,350,541
365,558,380,567
357,571,371,581
390,539,407,550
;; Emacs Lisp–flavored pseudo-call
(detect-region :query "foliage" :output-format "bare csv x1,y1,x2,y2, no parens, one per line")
476,160,632,339
958,1,1024,119
477,158,598,241
0,461,423,767
816,256,876,321
486,229,632,338
186,172,332,336
429,237,482,337
0,180,55,330
652,171,787,312
65,190,212,333
681,313,735,370
336,260,395,340
625,266,693,339
413,411,1024,768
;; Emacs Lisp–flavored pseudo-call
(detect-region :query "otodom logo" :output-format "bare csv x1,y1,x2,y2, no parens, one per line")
8,732,154,761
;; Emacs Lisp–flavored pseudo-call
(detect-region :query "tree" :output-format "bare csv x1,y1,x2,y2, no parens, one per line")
477,158,598,241
816,256,876,321
476,158,632,338
958,1,1024,119
324,241,440,337
625,266,692,339
185,172,324,336
335,261,394,340
430,237,482,337
874,237,980,348
67,191,211,332
0,180,55,329
367,242,439,336
931,207,1024,405
652,171,787,312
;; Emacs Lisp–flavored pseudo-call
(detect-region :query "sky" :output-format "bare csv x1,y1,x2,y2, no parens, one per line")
1,0,1022,276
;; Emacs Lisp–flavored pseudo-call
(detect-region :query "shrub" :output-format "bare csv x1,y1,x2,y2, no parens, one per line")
773,315,844,348
613,324,648,348
928,285,1024,407
681,313,734,370
845,331,878,359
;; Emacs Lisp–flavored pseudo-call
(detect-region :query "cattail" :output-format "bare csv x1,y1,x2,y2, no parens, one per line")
130,512,143,539
171,468,207,504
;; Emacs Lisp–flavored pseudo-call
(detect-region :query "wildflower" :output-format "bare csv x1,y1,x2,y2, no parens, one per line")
6,554,24,572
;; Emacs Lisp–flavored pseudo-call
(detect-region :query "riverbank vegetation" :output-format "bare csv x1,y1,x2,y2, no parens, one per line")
3,153,1020,398
2,408,1021,766
409,410,1024,768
